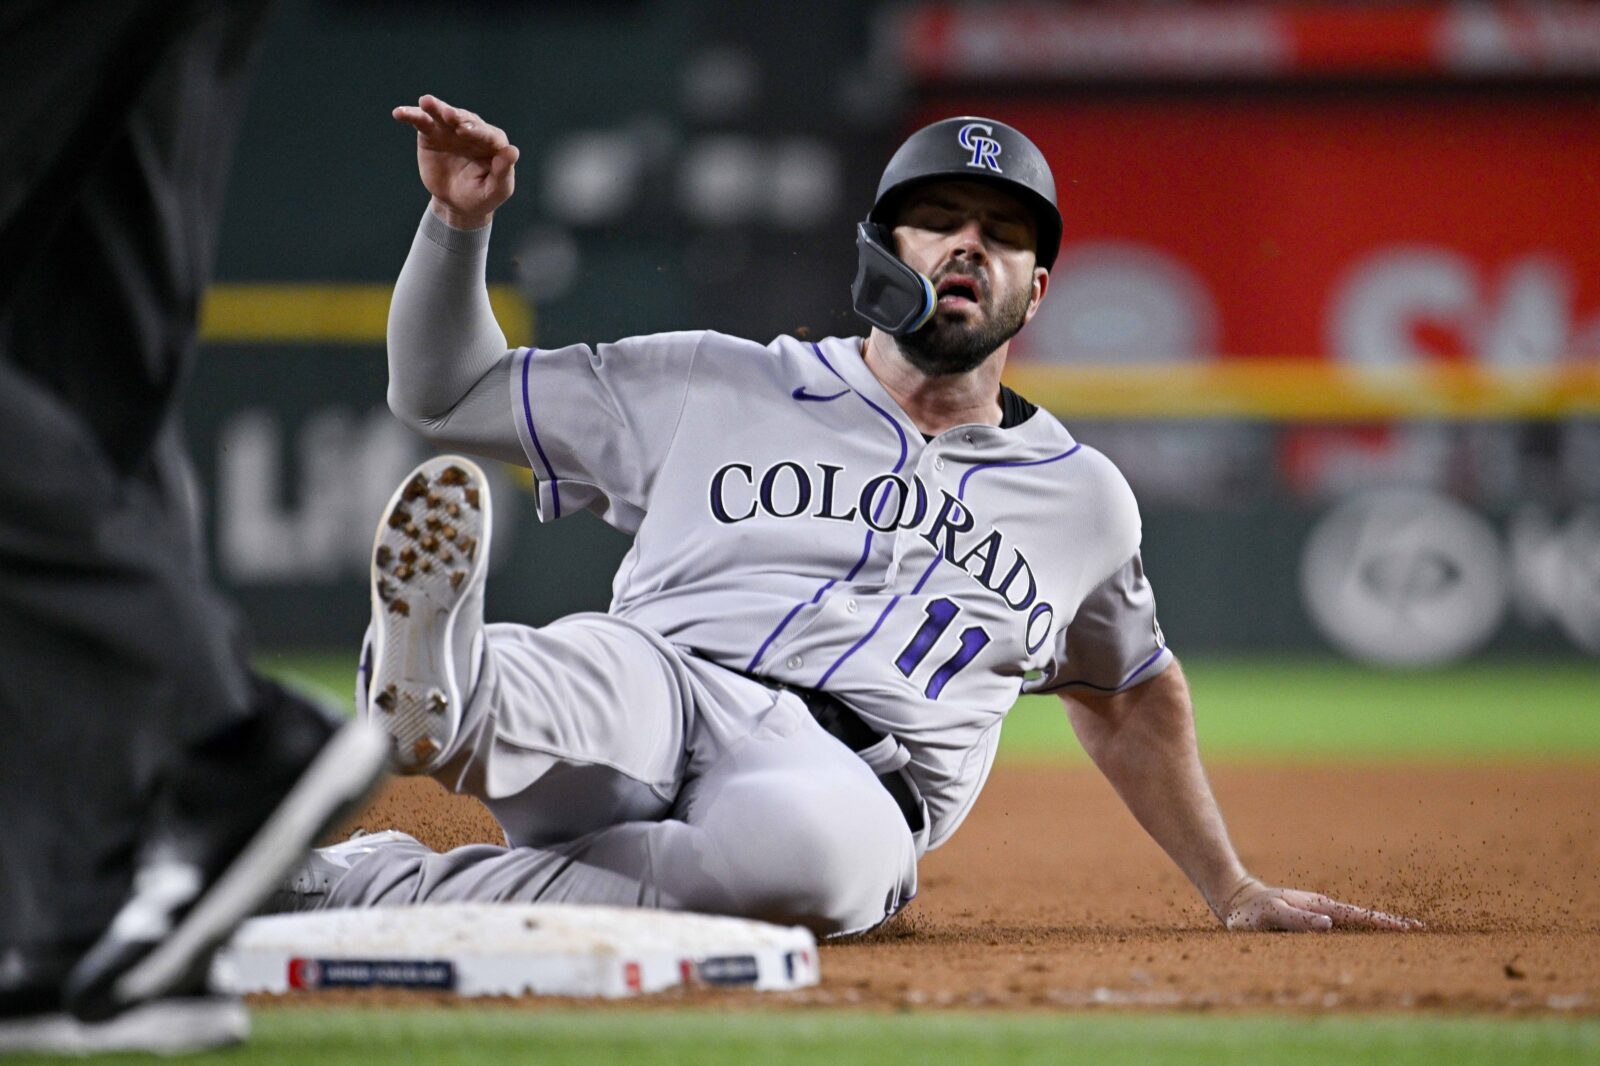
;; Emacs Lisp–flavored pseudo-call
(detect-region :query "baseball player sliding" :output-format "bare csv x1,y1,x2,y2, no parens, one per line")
277,95,1419,937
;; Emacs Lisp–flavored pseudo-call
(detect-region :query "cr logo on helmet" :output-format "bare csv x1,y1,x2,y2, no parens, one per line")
957,122,1003,173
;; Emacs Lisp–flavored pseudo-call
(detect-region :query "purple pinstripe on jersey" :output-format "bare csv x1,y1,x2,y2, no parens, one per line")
1052,645,1168,693
744,344,911,673
519,348,562,519
818,550,940,689
814,442,1083,689
815,592,904,688
811,344,911,526
957,444,1082,497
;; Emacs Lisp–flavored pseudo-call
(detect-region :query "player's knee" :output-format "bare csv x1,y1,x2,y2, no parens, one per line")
719,789,908,936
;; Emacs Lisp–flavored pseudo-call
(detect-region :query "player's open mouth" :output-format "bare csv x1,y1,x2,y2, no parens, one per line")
935,275,982,309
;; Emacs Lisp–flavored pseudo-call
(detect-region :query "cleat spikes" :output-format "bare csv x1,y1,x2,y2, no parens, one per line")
369,455,491,776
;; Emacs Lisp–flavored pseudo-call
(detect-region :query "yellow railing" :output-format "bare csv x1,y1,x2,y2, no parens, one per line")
199,283,533,347
1004,360,1600,421
197,288,1598,421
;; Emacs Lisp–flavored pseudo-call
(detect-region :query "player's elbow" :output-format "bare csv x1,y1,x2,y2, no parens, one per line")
385,382,448,442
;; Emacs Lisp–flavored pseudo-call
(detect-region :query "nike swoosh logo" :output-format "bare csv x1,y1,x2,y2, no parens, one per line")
792,386,850,402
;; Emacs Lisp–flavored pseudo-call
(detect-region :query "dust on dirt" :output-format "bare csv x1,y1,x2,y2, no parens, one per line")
301,763,1600,1015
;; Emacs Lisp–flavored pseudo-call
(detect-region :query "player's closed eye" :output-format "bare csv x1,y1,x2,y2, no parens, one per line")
910,205,1026,247
906,207,960,232
986,223,1027,248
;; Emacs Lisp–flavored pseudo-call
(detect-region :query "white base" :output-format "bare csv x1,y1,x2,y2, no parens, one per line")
210,903,820,998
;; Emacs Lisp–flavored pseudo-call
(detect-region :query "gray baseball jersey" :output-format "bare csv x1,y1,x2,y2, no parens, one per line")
385,209,1171,853
504,330,1170,847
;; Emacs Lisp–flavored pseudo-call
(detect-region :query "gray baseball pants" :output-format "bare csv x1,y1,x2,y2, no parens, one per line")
333,614,919,936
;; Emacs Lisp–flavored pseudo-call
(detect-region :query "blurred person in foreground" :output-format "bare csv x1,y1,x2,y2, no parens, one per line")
0,2,385,1054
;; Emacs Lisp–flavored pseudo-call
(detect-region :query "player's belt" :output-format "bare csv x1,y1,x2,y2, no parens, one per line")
738,672,925,835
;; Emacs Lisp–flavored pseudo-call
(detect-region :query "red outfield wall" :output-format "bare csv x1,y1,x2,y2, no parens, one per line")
913,95,1600,370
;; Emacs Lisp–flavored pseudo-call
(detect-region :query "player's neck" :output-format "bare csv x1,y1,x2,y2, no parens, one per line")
861,333,1007,437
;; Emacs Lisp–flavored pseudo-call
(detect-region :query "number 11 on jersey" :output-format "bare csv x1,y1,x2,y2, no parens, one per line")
895,598,991,699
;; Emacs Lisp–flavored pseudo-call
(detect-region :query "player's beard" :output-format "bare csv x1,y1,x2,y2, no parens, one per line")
897,276,1032,377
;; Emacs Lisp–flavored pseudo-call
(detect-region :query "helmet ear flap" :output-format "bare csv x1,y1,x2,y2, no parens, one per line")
851,222,936,336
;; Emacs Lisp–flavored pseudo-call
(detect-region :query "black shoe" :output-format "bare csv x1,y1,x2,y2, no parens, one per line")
0,945,77,1019
63,675,389,1022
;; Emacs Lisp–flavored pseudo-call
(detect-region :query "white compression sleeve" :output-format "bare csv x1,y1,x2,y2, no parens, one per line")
385,208,525,464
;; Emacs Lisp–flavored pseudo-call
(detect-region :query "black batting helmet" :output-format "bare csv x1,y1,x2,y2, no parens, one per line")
868,116,1062,271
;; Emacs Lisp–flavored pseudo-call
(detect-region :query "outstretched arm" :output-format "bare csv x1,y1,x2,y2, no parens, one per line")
392,94,519,231
1059,660,1421,931
385,95,525,463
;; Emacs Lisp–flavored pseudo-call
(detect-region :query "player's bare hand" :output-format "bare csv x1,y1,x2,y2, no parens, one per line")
393,95,518,230
1218,878,1423,933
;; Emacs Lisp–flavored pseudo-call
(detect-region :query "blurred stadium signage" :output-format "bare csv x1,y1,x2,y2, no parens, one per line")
1301,492,1600,665
981,97,1600,382
890,2,1600,81
213,406,515,585
188,286,628,650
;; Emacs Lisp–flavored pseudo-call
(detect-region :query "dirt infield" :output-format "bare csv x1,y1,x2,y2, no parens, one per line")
332,763,1600,1015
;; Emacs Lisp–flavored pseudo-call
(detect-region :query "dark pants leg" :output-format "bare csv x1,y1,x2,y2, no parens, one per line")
0,0,274,991
0,382,252,958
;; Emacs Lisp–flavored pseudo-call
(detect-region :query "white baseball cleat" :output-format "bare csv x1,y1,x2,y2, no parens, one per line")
366,456,492,773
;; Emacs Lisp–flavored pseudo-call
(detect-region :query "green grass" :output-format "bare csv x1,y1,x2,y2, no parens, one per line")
255,650,361,716
11,1010,1598,1065
1001,657,1600,764
259,650,1600,765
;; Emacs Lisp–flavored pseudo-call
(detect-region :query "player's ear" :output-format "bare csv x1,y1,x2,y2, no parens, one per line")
1022,264,1049,325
